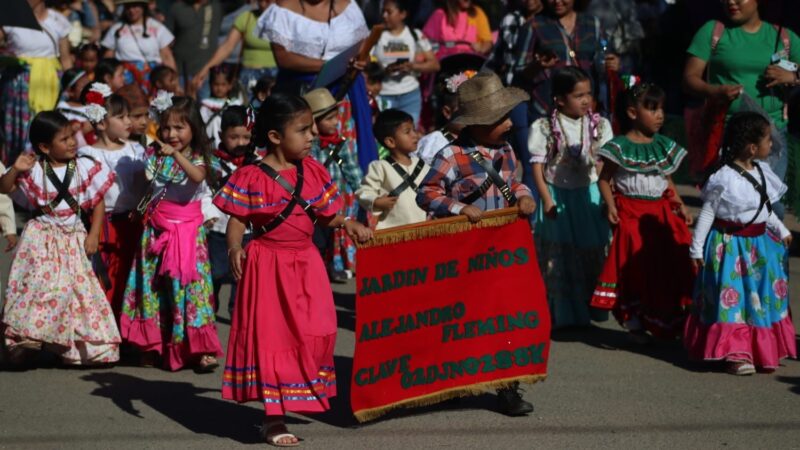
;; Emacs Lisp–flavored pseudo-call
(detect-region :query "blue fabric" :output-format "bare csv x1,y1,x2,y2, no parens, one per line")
380,88,422,126
509,101,537,197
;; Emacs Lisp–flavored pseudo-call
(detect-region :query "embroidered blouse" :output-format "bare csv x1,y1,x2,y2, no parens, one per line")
598,134,687,199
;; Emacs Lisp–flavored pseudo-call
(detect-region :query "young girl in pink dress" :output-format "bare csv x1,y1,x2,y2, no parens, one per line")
0,111,119,366
213,93,372,446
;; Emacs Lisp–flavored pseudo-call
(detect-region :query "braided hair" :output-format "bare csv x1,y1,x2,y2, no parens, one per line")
706,111,770,183
614,82,665,133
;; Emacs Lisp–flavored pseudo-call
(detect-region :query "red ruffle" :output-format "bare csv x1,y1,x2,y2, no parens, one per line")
17,159,114,216
684,314,797,369
120,314,223,371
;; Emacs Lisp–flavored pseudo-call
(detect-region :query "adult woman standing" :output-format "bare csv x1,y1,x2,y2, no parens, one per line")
0,0,73,163
422,0,493,60
100,0,176,93
683,0,800,215
192,0,278,93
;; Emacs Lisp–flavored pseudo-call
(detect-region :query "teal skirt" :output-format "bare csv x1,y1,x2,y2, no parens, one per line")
535,183,611,328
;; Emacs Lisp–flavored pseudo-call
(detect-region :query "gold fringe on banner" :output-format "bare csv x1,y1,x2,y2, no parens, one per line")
353,373,547,423
358,207,523,249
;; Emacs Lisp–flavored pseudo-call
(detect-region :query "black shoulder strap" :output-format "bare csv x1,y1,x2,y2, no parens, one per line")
322,141,346,169
254,161,317,236
40,159,80,216
725,162,772,228
385,156,425,198
460,155,507,206
469,151,517,206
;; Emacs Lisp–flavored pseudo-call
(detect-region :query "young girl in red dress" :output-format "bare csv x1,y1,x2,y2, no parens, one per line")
213,93,372,446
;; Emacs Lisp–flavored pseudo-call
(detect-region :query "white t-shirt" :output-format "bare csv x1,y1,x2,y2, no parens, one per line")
372,26,432,96
100,18,174,63
79,142,147,213
3,9,71,58
258,1,369,61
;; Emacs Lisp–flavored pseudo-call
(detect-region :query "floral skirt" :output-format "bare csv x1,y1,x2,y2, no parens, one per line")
2,221,120,365
534,183,610,328
684,228,796,368
120,223,222,371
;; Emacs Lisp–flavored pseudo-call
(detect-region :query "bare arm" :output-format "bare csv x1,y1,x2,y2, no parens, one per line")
598,159,618,223
0,168,19,194
667,175,693,225
532,163,554,212
683,55,741,101
87,198,105,241
195,28,243,82
226,216,247,281
59,37,73,69
160,46,177,71
272,43,324,72
410,49,440,74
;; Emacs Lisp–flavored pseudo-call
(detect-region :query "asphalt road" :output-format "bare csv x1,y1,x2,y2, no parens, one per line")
1,189,799,449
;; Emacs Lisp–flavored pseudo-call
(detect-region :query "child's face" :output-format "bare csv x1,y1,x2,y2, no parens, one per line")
211,75,233,99
468,115,513,147
382,2,406,30
386,120,419,154
157,73,180,94
366,79,382,98
40,125,78,163
105,66,126,92
316,109,339,137
221,125,252,155
556,79,592,119
269,110,315,161
628,100,664,136
754,129,772,160
129,107,149,135
101,110,132,142
79,50,99,74
160,114,193,152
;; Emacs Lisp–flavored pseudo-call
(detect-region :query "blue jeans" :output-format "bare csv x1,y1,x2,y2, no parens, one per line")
509,101,538,199
380,88,422,126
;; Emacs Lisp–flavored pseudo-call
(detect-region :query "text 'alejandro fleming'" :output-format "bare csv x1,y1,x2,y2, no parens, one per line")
358,246,530,297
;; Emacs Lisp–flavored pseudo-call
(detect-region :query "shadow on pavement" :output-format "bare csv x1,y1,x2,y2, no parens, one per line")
302,355,357,428
80,372,310,444
334,291,356,332
776,374,800,395
551,325,714,373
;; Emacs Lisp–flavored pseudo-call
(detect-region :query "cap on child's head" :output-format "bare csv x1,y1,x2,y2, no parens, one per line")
116,83,149,110
373,108,414,146
302,88,341,120
450,72,529,126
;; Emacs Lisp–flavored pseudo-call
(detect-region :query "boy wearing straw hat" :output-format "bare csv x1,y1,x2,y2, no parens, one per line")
303,88,364,282
416,71,537,416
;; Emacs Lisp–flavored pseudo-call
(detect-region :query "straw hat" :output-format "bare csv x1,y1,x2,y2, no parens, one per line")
302,88,341,119
451,72,530,126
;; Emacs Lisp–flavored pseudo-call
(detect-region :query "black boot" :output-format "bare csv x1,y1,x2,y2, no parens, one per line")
496,382,533,416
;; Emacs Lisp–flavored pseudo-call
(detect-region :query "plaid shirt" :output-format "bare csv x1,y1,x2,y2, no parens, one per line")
487,11,528,85
514,13,604,114
416,139,532,218
310,138,363,193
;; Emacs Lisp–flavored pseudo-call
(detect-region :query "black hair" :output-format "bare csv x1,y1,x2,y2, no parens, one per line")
220,105,251,133
150,65,177,87
117,2,150,38
719,111,771,165
544,0,589,15
209,64,236,84
78,84,130,117
384,0,415,13
60,68,87,94
29,111,71,153
373,109,414,146
365,62,386,84
551,66,591,98
95,58,123,85
77,42,100,56
615,82,666,133
251,74,276,99
157,97,214,183
253,93,311,149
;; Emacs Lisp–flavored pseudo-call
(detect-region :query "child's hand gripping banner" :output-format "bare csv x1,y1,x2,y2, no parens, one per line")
351,208,551,422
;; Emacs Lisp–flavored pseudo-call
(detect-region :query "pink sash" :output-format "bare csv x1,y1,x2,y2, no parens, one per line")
148,200,203,285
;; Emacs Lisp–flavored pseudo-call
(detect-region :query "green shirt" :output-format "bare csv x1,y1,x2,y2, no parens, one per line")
234,10,276,69
687,20,800,127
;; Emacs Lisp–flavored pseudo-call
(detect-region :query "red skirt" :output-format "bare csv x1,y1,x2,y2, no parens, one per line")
99,213,144,319
591,191,694,338
222,236,337,416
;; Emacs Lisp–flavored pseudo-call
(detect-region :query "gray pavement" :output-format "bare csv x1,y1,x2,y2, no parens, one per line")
1,189,800,449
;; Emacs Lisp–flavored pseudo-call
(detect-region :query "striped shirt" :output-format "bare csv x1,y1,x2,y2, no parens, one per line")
416,139,532,218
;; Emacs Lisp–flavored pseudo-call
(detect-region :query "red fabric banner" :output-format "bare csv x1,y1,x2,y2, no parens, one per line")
351,210,550,422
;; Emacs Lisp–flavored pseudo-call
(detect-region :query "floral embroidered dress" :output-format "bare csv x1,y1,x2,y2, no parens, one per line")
120,148,222,371
3,156,120,365
591,135,694,338
310,135,362,273
213,159,342,415
529,112,613,328
685,161,796,369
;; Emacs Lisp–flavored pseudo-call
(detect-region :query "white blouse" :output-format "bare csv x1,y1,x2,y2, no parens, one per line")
613,171,668,198
258,1,369,60
690,161,790,258
528,114,613,189
79,142,147,214
4,9,71,58
100,18,174,63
